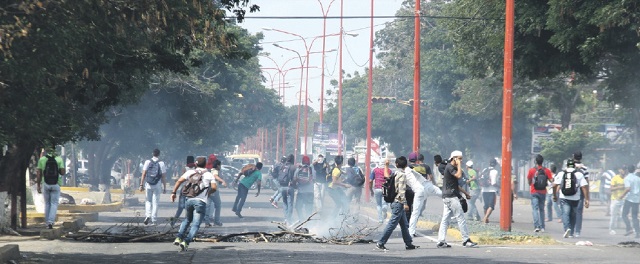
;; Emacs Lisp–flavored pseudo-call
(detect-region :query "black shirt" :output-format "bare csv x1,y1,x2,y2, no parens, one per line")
313,162,328,183
438,162,447,176
442,163,460,198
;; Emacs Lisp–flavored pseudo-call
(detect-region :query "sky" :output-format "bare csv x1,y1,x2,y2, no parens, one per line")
239,0,405,109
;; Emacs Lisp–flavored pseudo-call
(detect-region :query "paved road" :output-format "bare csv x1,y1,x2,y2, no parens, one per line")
3,187,639,263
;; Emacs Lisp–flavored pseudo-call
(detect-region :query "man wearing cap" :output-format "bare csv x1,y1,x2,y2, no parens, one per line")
437,150,477,248
553,159,589,238
465,160,482,221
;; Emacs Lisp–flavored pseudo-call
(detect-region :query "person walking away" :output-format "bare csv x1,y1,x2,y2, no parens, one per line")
294,156,315,221
171,155,196,227
328,155,351,218
345,157,365,213
480,158,499,224
608,166,626,234
277,154,297,224
269,156,286,208
465,161,481,221
553,159,589,238
36,145,66,229
545,164,562,222
370,162,391,223
527,154,553,232
170,156,216,251
573,151,589,237
139,148,167,226
313,154,329,211
204,154,226,226
375,157,419,251
437,150,477,248
619,165,640,238
232,162,262,217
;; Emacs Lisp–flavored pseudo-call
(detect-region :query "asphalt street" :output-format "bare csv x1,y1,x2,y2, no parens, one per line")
3,186,639,263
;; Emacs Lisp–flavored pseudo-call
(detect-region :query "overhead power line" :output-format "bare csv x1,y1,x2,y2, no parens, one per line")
237,15,504,21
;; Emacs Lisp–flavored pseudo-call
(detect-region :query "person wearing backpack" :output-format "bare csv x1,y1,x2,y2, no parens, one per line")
294,156,315,221
436,151,477,248
526,154,553,233
232,162,263,218
170,156,216,251
553,159,589,238
345,157,365,212
269,156,286,208
572,151,589,237
480,158,499,224
36,145,66,229
139,148,167,226
312,154,329,211
170,155,196,227
328,155,351,218
369,161,391,223
375,157,419,251
278,154,297,224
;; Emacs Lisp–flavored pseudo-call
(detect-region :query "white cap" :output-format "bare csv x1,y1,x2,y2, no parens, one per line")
450,150,463,160
466,160,473,167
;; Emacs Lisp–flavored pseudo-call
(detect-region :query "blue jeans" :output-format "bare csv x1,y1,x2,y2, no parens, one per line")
467,188,481,220
560,199,579,235
546,192,561,220
204,190,221,225
232,184,249,214
177,198,206,244
621,200,640,235
373,188,388,222
575,193,585,234
43,183,61,225
144,182,162,223
279,186,294,223
295,191,314,221
531,192,546,229
377,202,413,246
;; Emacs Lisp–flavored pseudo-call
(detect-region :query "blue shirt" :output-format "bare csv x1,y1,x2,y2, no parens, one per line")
623,173,640,203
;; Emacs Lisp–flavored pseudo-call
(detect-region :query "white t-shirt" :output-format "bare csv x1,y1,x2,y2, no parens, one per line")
180,168,215,203
481,168,499,193
554,168,588,201
143,157,167,174
404,167,425,194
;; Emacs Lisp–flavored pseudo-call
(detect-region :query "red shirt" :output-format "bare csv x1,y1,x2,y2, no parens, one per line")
527,165,553,194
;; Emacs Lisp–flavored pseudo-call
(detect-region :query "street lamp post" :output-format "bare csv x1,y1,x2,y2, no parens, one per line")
317,0,337,124
413,0,421,152
338,0,344,155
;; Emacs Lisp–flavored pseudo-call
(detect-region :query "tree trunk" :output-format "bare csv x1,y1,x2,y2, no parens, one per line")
0,140,38,230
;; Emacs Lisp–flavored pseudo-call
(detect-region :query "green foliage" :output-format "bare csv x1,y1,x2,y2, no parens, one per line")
540,127,608,166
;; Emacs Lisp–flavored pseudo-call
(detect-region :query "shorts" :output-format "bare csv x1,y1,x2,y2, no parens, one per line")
482,192,496,211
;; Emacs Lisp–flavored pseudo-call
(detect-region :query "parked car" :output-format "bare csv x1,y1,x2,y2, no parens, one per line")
220,165,240,188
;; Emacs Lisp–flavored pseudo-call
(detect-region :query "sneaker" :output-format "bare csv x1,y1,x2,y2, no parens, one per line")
150,222,157,226
609,230,616,235
236,212,244,218
375,243,388,251
463,239,478,248
271,201,279,208
436,242,451,248
143,217,150,225
205,223,212,227
405,244,419,250
173,237,183,246
540,228,545,233
534,228,540,233
563,229,571,238
624,230,634,236
213,222,223,227
47,224,53,229
179,241,188,252
574,233,580,238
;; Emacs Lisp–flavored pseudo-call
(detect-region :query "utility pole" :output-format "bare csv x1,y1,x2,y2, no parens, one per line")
412,0,421,152
500,0,515,232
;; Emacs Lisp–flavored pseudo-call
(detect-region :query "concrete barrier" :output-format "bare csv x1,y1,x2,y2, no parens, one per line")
0,244,21,263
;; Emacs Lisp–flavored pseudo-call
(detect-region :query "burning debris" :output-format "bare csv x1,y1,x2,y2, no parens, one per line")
66,212,378,244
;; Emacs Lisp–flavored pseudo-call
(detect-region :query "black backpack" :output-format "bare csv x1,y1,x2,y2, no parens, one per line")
296,165,312,185
533,167,549,190
478,168,491,188
277,163,293,186
182,170,208,198
43,156,60,185
561,170,578,196
346,166,365,187
382,172,397,203
145,160,163,185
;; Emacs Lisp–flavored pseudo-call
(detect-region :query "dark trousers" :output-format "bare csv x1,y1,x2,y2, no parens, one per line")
232,184,249,213
621,200,640,235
